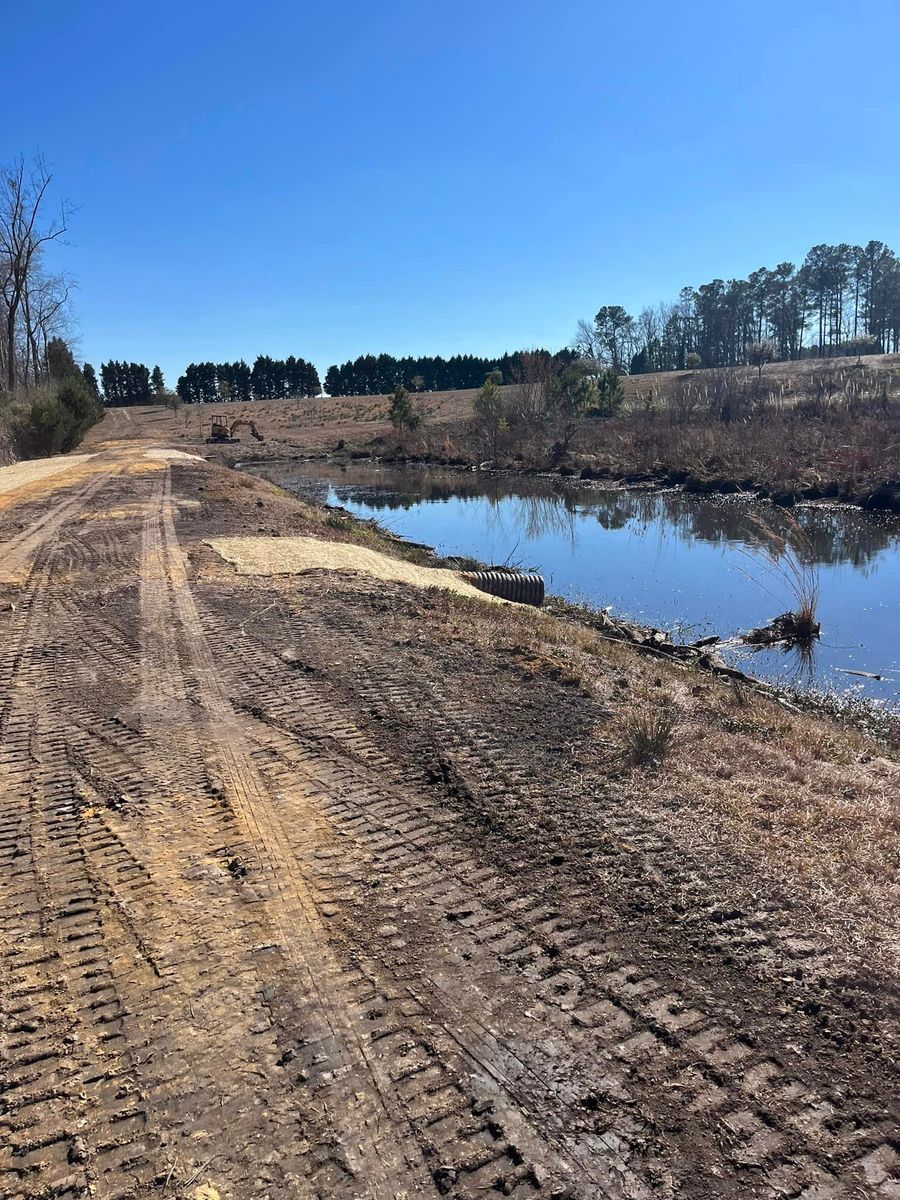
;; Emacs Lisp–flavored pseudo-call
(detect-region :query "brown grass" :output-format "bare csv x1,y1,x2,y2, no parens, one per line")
422,586,899,963
85,354,900,500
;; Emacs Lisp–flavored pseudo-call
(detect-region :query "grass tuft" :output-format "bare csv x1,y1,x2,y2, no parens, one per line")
741,512,821,647
622,703,679,768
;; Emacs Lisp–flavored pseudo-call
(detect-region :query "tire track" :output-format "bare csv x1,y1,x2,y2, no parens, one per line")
0,492,159,1200
198,578,900,1199
142,469,442,1199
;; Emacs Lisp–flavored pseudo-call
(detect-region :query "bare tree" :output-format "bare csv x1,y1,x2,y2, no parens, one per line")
510,350,554,421
572,318,601,364
22,269,71,385
0,155,71,391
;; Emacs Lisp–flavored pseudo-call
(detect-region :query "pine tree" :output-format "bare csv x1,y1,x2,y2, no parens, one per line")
151,365,165,394
46,337,80,381
324,365,341,395
388,385,420,432
100,361,121,404
82,362,100,400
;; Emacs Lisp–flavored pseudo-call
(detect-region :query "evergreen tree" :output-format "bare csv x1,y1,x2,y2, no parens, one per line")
388,385,420,432
324,364,341,395
151,365,165,394
46,337,81,381
473,371,508,461
99,360,152,406
128,362,152,404
56,377,103,450
82,362,100,399
231,360,252,401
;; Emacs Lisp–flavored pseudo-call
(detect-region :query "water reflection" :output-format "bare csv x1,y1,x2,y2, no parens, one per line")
285,464,898,571
249,460,900,702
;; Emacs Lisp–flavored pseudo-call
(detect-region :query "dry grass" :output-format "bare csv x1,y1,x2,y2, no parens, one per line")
620,702,680,767
85,355,900,500
740,512,821,643
421,584,899,963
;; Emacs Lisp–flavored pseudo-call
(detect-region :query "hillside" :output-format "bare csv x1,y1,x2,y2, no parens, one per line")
86,353,900,505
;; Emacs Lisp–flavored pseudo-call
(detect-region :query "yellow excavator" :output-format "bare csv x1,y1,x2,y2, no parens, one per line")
205,416,264,444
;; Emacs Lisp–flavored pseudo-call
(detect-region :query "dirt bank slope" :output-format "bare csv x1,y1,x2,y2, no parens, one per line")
0,445,897,1200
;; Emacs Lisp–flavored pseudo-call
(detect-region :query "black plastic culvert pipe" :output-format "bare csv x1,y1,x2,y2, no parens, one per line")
462,570,545,606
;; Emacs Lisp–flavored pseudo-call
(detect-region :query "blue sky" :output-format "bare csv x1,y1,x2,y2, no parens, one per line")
6,0,899,387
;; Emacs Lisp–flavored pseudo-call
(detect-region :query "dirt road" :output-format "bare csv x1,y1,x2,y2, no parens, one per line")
1,446,897,1199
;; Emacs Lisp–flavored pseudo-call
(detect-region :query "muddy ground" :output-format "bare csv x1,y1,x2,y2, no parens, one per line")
0,443,898,1200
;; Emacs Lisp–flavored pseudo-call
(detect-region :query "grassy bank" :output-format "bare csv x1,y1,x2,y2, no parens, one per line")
401,356,900,508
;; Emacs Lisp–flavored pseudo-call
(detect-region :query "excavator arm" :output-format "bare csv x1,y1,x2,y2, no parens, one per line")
229,419,264,442
206,415,264,444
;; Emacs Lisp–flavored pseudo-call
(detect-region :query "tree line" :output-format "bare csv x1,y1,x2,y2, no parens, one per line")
99,361,168,406
0,155,106,457
323,350,576,396
577,240,900,375
175,355,320,404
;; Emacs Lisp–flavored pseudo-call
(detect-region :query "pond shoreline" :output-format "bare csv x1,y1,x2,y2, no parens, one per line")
241,455,899,742
231,446,900,514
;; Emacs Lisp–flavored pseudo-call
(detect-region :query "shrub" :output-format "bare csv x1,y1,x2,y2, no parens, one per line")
56,377,103,450
684,351,702,370
389,385,421,432
10,392,73,457
9,377,103,459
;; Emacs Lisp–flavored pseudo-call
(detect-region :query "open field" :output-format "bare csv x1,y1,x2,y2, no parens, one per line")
87,388,477,453
85,354,900,504
0,436,898,1198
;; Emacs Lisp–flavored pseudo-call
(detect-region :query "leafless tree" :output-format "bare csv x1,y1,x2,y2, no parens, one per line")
0,155,71,391
21,269,72,385
509,350,554,421
572,318,601,364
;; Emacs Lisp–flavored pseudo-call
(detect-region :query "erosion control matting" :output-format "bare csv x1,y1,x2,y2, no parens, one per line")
204,533,502,601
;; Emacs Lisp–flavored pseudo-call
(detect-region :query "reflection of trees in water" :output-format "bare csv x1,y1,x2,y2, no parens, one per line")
491,495,578,544
272,463,899,571
571,489,897,570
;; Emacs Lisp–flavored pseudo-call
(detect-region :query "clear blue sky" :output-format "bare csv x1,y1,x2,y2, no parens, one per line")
7,0,899,387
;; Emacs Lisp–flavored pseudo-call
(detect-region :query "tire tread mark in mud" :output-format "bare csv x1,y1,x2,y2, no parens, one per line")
0,499,157,1200
146,469,442,1200
203,588,899,1200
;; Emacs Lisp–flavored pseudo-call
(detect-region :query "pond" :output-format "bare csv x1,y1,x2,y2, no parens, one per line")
246,459,900,706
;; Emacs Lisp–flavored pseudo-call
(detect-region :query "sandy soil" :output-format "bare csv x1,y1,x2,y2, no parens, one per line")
0,442,897,1199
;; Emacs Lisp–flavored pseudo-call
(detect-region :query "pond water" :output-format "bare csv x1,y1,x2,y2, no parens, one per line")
248,459,900,706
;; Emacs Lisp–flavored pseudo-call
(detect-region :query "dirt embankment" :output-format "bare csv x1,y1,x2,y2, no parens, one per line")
0,442,898,1200
84,353,900,509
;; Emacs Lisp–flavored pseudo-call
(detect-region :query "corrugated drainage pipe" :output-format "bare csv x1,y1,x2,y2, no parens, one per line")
462,570,544,606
